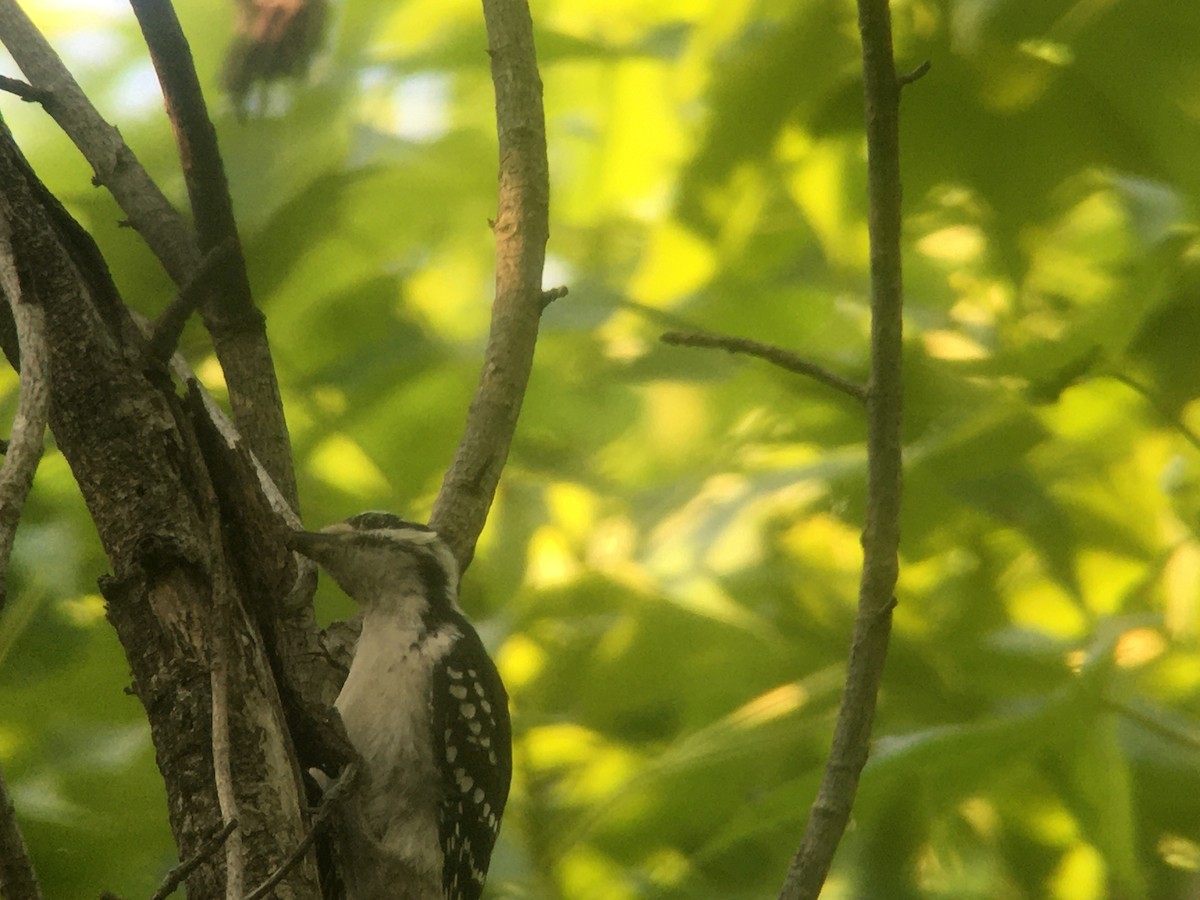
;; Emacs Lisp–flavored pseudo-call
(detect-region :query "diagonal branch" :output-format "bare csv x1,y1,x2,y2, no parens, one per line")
0,0,299,511
429,0,551,570
778,1,907,898
128,0,299,512
147,819,238,900
0,207,50,615
661,330,867,402
0,0,200,284
0,74,48,104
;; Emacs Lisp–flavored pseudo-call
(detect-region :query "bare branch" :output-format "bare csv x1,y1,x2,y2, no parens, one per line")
540,284,568,311
0,0,201,284
0,74,47,104
0,207,50,616
147,239,236,364
897,59,931,86
778,1,907,897
429,0,551,569
127,0,251,322
128,0,300,511
0,762,41,900
661,330,867,402
147,819,238,900
0,1,299,510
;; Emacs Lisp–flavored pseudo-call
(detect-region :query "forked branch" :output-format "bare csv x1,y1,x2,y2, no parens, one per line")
429,0,551,569
0,0,200,283
129,0,299,511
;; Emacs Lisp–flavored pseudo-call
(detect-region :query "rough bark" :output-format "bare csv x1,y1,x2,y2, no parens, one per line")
0,116,319,898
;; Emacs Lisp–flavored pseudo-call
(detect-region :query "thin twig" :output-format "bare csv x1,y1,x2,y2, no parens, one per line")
0,762,41,900
147,819,238,900
147,239,235,364
0,74,47,103
0,205,50,617
429,0,550,570
778,1,907,897
243,763,357,900
661,330,867,403
897,59,931,86
540,285,568,311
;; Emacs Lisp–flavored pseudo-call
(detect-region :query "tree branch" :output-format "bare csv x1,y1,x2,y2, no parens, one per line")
147,238,236,364
778,1,906,897
0,207,50,616
0,74,48,104
0,0,201,284
429,0,551,570
0,1,300,511
244,762,356,900
661,330,867,402
0,763,41,900
128,0,299,512
147,819,238,900
0,115,317,899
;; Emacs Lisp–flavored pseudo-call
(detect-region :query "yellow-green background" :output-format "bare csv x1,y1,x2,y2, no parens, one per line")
2,0,1200,897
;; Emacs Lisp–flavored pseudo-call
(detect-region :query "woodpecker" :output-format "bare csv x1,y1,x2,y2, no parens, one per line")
290,512,512,900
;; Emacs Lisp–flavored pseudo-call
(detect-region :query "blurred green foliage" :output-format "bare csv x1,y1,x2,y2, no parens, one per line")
2,0,1200,897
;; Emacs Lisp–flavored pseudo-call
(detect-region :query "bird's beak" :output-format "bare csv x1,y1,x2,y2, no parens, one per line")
288,530,333,558
289,521,356,557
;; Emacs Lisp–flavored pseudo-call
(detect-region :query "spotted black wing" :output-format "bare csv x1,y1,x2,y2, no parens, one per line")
431,619,513,900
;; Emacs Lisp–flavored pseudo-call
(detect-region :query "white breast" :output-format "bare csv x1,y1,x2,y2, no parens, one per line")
334,609,460,899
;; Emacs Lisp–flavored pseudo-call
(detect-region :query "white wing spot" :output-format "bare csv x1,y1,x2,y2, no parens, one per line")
446,745,458,763
469,720,482,735
480,700,492,714
460,702,476,718
473,787,485,804
449,684,469,700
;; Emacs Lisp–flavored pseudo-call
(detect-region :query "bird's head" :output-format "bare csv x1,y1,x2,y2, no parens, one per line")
289,511,460,615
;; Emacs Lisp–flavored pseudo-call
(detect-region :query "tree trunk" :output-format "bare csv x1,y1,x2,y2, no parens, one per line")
0,114,323,898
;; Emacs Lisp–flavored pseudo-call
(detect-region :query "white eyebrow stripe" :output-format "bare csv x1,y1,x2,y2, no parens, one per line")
377,527,441,545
